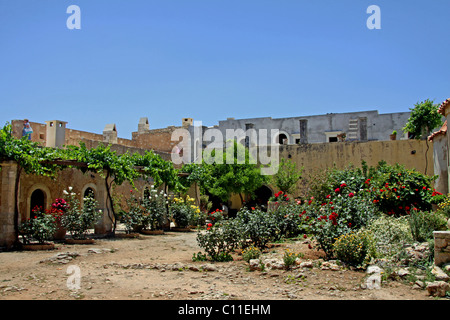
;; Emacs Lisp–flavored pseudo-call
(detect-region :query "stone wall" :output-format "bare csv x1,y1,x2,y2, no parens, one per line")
434,231,450,266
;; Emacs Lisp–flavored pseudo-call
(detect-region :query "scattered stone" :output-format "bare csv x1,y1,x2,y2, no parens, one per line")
249,259,262,271
263,259,285,270
40,252,80,264
426,281,450,297
321,262,340,271
431,265,450,282
201,264,217,272
367,265,383,274
87,248,113,254
299,261,314,269
396,268,410,278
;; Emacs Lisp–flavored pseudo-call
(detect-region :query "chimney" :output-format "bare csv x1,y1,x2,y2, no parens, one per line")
182,118,193,128
103,124,118,144
45,120,67,148
138,117,150,133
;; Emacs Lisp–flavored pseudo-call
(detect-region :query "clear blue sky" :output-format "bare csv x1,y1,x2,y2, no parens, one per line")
1,0,449,139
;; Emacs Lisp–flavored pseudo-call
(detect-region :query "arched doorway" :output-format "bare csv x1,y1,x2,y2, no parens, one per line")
84,187,95,199
247,185,273,211
30,189,45,217
278,133,289,145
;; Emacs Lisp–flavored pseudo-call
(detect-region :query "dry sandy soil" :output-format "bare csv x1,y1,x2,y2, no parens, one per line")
0,228,435,301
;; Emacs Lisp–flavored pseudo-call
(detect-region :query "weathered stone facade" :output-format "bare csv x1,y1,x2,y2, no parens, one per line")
434,231,450,266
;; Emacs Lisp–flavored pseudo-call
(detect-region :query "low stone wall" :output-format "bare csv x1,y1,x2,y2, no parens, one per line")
434,231,450,266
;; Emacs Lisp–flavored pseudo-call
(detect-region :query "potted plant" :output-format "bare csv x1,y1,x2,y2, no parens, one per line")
61,187,102,244
390,130,397,140
50,198,69,240
120,189,145,237
18,206,57,250
141,187,167,235
169,195,199,231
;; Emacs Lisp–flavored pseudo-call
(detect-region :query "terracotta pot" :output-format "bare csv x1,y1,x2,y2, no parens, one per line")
390,134,397,140
22,243,55,251
170,227,193,232
65,239,95,245
115,233,140,239
140,229,164,235
53,221,66,240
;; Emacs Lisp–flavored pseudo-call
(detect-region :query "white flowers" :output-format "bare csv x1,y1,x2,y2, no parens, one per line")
63,190,69,195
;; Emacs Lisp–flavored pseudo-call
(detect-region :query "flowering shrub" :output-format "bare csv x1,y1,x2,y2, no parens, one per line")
242,246,262,262
169,195,201,228
196,219,241,261
272,202,308,239
61,188,102,239
269,191,290,203
436,195,450,218
19,206,57,244
142,187,167,230
283,248,303,269
332,229,376,267
51,198,69,222
408,210,448,242
236,208,278,249
207,208,224,225
122,190,145,233
366,215,413,259
310,161,442,217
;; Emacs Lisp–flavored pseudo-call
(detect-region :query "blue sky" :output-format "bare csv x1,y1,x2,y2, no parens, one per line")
1,0,449,139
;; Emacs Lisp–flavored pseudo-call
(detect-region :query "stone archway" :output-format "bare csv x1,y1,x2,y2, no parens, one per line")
247,185,274,211
26,184,52,219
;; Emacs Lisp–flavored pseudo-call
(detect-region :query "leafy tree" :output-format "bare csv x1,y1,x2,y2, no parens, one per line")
271,158,303,195
65,142,139,234
203,140,268,204
403,99,443,140
402,99,443,174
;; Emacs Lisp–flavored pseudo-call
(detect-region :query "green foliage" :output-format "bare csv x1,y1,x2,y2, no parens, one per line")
196,219,242,261
367,215,413,259
332,229,376,267
271,158,303,195
187,140,268,202
169,195,200,228
403,99,443,139
408,210,448,242
0,123,63,176
61,188,102,239
236,208,278,249
242,246,262,262
121,190,145,233
18,209,57,244
283,248,304,269
142,186,167,231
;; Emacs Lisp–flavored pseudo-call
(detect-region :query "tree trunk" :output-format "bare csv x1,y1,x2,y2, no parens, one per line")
13,165,22,248
104,171,117,235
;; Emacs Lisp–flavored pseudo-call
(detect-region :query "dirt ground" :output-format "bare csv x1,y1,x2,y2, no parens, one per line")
0,228,435,301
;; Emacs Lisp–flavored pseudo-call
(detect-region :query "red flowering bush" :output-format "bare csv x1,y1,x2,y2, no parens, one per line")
269,191,290,203
18,206,58,244
207,208,224,225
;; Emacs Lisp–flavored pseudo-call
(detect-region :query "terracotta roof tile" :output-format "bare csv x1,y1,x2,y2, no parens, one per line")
438,98,450,116
428,120,447,141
